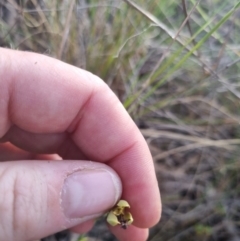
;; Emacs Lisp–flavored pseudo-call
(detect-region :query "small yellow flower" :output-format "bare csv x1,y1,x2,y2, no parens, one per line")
107,200,133,229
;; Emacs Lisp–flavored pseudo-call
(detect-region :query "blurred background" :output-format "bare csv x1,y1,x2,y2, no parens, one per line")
1,0,240,240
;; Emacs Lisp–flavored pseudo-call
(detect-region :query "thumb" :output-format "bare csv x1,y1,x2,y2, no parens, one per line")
0,160,122,241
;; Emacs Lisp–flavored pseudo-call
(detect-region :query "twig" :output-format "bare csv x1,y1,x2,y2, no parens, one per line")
58,0,75,59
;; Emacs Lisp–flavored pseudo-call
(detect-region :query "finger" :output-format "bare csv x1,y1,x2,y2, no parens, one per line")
70,220,95,234
109,144,161,227
0,142,61,161
1,125,87,160
0,48,161,228
0,142,31,160
0,160,121,241
109,225,149,241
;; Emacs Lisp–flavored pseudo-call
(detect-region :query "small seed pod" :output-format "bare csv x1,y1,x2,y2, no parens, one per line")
107,200,133,229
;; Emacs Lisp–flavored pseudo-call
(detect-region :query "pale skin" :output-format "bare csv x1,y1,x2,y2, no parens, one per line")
0,48,161,241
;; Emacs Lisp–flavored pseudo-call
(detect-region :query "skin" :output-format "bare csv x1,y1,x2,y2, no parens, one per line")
0,48,161,241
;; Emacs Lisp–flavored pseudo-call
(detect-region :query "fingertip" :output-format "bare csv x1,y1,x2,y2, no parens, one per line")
109,141,162,228
70,220,95,234
131,196,162,228
109,225,149,241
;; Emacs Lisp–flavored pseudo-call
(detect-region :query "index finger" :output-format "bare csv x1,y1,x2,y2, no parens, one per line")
0,48,161,228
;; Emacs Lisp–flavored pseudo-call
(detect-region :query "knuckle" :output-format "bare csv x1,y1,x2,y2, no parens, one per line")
0,166,44,241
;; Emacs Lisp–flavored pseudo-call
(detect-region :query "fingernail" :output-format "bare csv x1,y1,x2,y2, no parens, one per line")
61,169,121,219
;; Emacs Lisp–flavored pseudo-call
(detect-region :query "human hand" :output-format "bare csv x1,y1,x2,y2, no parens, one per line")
0,48,161,241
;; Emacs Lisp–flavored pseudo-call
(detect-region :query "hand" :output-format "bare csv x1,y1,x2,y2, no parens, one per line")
0,48,161,241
